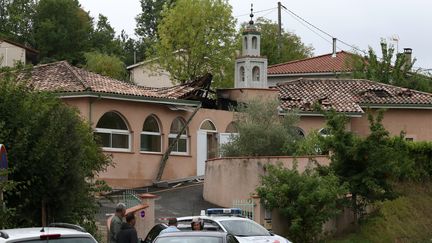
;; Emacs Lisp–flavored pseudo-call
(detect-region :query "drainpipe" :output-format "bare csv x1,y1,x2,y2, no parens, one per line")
155,103,202,182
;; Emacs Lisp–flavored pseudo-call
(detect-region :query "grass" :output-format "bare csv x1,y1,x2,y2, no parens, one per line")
327,182,432,243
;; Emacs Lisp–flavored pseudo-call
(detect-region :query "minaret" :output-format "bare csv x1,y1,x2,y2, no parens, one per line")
234,4,268,88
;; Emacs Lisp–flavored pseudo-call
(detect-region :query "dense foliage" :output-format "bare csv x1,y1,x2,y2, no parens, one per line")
221,98,301,157
155,0,237,87
257,164,347,243
0,71,111,231
352,42,432,92
84,51,128,81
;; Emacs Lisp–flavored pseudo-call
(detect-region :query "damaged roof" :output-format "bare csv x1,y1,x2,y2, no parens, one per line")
277,78,432,113
15,61,211,100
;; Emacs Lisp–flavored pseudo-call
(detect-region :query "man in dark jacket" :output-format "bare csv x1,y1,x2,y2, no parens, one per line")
117,213,139,243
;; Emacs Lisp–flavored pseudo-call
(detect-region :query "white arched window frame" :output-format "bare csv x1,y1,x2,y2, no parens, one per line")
252,66,260,81
200,119,217,132
252,36,258,49
294,127,306,138
318,128,331,137
239,66,245,82
169,117,189,154
94,111,131,152
141,115,162,153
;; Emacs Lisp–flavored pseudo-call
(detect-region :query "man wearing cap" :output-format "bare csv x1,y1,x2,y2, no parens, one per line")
160,218,180,234
110,203,126,243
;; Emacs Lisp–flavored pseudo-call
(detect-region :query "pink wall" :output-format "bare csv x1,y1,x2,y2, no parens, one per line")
64,97,233,188
203,156,330,207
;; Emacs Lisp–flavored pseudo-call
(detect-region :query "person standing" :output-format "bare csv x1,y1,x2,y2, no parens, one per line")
160,218,180,234
117,213,139,243
110,203,126,243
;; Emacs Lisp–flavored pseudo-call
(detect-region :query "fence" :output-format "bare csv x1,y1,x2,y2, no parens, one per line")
233,199,255,220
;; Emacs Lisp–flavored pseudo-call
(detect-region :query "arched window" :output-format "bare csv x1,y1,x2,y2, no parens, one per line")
141,115,162,152
252,36,257,49
252,66,260,81
319,128,331,137
95,111,130,150
244,36,248,49
169,117,188,154
294,127,305,138
225,122,238,133
200,120,217,132
239,66,245,82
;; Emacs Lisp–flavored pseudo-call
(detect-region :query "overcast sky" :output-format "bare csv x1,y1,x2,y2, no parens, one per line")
78,0,432,70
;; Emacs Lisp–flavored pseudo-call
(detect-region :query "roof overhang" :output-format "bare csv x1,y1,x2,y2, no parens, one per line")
360,103,432,110
268,71,352,78
57,91,201,107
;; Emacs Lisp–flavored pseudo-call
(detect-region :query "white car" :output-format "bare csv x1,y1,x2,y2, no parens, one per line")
177,208,292,243
0,223,98,243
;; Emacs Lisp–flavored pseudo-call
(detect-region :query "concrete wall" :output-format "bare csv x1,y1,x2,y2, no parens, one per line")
129,63,173,88
217,88,278,103
203,156,330,207
63,97,233,189
0,41,26,67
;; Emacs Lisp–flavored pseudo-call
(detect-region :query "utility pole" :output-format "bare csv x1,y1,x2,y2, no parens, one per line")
277,2,282,55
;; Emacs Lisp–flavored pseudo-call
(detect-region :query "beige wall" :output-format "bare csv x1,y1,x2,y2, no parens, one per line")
351,108,432,141
217,88,278,103
203,156,330,207
0,41,26,67
64,97,233,189
129,63,173,88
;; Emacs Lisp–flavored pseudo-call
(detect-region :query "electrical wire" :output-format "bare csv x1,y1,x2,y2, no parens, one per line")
234,7,277,18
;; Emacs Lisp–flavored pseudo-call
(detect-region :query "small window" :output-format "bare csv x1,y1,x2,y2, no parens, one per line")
95,112,130,151
405,137,414,142
319,128,331,137
141,115,162,152
169,117,188,154
252,66,260,81
252,36,257,49
294,127,305,138
239,66,245,82
244,36,248,50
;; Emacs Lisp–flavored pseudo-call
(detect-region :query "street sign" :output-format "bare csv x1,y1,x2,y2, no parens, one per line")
140,210,145,218
0,144,8,182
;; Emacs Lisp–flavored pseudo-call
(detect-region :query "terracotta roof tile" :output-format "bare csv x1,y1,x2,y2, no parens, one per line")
277,78,432,113
15,61,204,100
268,51,355,75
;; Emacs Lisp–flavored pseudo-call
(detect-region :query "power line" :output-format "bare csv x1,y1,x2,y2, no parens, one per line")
234,7,277,18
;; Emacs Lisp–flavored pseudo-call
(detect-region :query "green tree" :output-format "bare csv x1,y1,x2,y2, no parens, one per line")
0,70,111,230
90,14,123,57
84,51,128,81
257,164,347,243
254,17,313,65
155,0,236,87
324,110,401,218
221,98,300,156
33,0,92,64
135,0,175,56
0,0,36,46
352,41,432,92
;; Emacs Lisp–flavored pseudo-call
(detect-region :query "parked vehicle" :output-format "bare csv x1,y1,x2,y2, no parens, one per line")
177,208,292,243
153,231,239,243
143,223,168,243
0,223,98,243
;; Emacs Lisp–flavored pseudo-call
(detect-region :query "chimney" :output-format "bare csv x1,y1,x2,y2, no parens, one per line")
403,48,412,68
332,38,337,57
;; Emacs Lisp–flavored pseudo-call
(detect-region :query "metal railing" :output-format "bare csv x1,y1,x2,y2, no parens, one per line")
233,199,255,220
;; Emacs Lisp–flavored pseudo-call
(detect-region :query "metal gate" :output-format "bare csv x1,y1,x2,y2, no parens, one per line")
233,199,255,220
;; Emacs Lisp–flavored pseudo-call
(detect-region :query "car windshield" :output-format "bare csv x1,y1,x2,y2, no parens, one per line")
219,220,270,237
16,237,96,243
155,236,222,243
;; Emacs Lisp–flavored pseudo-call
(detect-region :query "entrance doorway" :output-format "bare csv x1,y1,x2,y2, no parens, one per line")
196,120,218,176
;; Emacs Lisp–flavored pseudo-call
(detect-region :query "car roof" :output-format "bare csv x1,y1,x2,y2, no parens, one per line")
0,227,92,239
177,215,249,222
157,231,228,238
